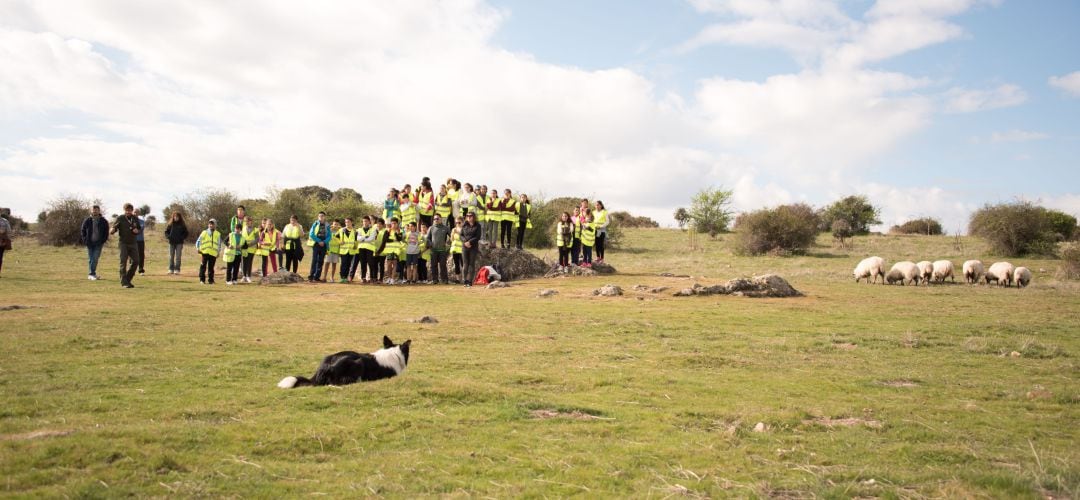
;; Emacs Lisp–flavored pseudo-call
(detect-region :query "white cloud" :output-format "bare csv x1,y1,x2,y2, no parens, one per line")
1049,71,1080,97
944,84,1027,113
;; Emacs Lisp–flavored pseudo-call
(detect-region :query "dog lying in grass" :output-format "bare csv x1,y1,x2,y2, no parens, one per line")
277,336,411,388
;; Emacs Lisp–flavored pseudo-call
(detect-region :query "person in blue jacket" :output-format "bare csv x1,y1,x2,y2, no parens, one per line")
80,205,110,280
307,211,332,282
134,208,147,274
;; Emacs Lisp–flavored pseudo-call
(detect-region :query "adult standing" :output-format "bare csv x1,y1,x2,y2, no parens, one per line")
195,219,222,285
460,212,481,287
353,216,378,283
427,214,451,284
515,194,533,250
282,215,304,274
81,205,110,280
307,212,331,282
109,203,140,288
134,208,146,274
593,200,609,263
0,209,11,279
163,211,188,275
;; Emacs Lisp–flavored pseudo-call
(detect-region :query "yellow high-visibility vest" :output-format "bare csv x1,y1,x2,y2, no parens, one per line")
337,228,358,255
198,229,222,257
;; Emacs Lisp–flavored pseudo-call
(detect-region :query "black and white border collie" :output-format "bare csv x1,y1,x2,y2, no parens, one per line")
277,336,411,389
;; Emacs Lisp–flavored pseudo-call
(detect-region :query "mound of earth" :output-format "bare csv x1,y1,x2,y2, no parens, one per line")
476,247,548,281
673,274,802,298
543,261,618,278
260,270,305,285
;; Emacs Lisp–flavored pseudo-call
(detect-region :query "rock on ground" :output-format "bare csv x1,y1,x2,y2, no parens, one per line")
593,284,624,297
476,248,547,281
486,281,510,289
412,316,439,324
537,289,559,297
259,270,305,285
671,274,802,298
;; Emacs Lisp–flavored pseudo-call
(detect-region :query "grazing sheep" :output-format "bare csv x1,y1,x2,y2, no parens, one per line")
853,256,886,284
963,260,984,284
931,260,955,283
916,261,934,283
985,261,1015,287
1013,266,1032,288
886,261,921,286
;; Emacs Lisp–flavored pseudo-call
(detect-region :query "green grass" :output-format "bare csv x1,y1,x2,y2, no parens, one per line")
1,230,1077,497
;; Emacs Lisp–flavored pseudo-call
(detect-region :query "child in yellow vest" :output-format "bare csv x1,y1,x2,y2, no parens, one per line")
224,222,244,285
195,219,222,285
580,214,597,267
321,219,342,282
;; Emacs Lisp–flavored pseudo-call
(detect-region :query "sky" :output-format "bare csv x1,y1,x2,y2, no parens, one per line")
1,0,1078,232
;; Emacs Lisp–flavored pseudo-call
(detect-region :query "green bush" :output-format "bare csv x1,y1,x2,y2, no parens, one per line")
165,189,239,242
818,195,881,234
1058,242,1080,280
38,196,96,246
610,211,658,228
733,203,820,256
968,201,1070,256
891,217,943,235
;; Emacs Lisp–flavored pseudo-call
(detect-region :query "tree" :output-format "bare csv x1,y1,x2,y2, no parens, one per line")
891,217,943,235
819,195,881,235
166,189,240,242
733,203,820,256
38,195,98,246
831,219,853,248
688,187,734,238
673,207,690,229
137,204,151,217
609,211,658,228
968,201,1071,256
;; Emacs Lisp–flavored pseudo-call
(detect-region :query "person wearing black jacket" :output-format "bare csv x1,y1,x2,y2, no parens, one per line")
427,214,451,284
80,205,110,280
460,212,482,287
163,211,188,275
109,203,140,288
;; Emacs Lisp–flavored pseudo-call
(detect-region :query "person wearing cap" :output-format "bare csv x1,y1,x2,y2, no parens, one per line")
460,212,481,287
109,203,140,288
195,218,223,284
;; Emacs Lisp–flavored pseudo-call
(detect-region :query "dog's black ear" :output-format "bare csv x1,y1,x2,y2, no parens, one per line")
383,335,394,348
400,340,411,361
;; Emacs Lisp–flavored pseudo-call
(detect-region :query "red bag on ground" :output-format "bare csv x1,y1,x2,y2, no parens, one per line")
473,266,490,285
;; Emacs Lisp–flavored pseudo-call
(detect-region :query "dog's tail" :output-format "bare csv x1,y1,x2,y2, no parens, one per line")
277,376,314,389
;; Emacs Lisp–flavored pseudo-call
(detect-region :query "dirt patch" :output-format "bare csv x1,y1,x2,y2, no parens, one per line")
2,429,75,441
804,417,883,429
834,342,858,350
671,274,802,298
529,409,611,421
0,305,37,312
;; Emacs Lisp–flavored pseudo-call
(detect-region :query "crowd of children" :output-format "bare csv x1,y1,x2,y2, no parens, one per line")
180,177,609,286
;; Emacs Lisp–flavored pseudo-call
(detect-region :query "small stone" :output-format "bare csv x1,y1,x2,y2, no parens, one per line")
673,288,696,297
414,316,439,324
1009,351,1021,358
753,422,766,433
537,289,558,297
593,285,623,297
486,281,510,289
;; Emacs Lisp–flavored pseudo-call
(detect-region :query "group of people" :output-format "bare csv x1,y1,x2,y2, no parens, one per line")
76,177,610,288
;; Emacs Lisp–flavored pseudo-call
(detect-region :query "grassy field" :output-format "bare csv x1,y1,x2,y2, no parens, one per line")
1,229,1077,497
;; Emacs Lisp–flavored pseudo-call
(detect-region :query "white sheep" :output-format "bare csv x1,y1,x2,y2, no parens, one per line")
886,261,921,286
1013,266,1032,288
931,260,955,284
853,256,886,284
963,260,984,284
985,261,1015,287
916,261,934,283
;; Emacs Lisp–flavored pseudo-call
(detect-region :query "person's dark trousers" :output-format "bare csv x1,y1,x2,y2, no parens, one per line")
596,233,606,260
119,242,139,285
558,247,570,267
242,254,254,278
137,240,146,272
397,260,406,281
226,259,241,282
582,246,593,265
571,238,581,265
199,254,217,283
0,247,5,275
285,249,300,273
340,254,354,281
447,215,455,230
372,256,385,282
500,221,513,247
354,249,373,280
418,258,428,281
462,247,478,285
309,244,326,280
168,243,183,273
452,253,462,279
516,225,526,250
430,250,448,283
87,244,104,276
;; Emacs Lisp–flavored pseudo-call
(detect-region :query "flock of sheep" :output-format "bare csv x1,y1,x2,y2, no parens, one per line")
853,257,1032,288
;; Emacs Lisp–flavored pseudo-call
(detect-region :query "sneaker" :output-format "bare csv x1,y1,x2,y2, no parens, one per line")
226,281,234,285
122,283,134,288
138,270,145,275
88,274,95,280
244,276,252,283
